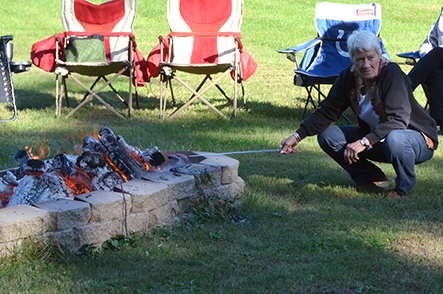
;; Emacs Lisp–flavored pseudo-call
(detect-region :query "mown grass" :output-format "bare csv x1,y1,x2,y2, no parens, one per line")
1,0,443,293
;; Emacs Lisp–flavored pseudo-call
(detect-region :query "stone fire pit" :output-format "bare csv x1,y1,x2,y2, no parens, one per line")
0,152,244,254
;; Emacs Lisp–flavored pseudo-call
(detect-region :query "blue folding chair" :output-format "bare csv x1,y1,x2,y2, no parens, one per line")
278,2,390,123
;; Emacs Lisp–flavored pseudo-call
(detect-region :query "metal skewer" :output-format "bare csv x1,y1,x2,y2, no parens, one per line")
188,149,284,157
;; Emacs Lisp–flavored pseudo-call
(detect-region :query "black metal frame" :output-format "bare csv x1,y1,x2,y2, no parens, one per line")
0,35,31,122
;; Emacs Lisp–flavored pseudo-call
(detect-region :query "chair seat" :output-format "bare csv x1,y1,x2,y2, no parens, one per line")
294,69,338,86
161,62,231,75
56,60,129,76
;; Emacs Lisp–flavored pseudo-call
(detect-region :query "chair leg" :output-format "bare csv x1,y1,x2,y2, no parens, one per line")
159,75,165,119
128,69,133,118
63,77,69,108
55,74,68,117
65,69,127,120
233,73,238,119
168,71,230,120
241,80,246,106
208,75,234,105
300,85,317,121
81,76,101,103
55,74,60,117
168,78,176,107
102,76,129,106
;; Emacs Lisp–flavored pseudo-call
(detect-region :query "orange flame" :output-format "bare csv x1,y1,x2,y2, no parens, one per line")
101,152,129,182
61,168,92,196
25,145,50,160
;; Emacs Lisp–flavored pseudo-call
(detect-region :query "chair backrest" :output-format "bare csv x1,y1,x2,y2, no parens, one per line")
300,2,389,79
61,0,136,61
166,0,243,65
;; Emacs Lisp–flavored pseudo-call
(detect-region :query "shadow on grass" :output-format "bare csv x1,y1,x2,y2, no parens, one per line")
15,164,442,293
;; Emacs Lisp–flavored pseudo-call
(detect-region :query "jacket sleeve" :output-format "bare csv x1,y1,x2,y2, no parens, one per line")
296,68,352,139
365,64,411,144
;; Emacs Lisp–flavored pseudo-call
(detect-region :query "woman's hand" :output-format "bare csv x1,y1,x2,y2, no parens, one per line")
280,135,298,154
344,139,367,164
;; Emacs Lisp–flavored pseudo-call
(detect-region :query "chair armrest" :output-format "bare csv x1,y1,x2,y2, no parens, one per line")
277,39,321,54
397,51,420,64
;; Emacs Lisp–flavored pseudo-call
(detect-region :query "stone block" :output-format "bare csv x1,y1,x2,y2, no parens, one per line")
75,190,131,223
172,164,222,190
33,199,91,231
149,200,180,228
0,205,49,243
195,153,239,184
72,221,114,249
118,180,169,213
177,190,200,213
113,212,149,235
203,176,245,200
142,172,195,201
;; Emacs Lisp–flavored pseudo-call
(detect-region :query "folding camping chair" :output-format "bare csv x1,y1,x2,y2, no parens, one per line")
156,0,253,120
0,35,31,122
277,2,390,122
54,0,139,119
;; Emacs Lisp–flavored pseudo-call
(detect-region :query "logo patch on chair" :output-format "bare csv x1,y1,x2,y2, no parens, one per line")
356,8,374,17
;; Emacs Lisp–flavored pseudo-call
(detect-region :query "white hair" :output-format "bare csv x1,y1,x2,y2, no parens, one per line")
347,30,382,62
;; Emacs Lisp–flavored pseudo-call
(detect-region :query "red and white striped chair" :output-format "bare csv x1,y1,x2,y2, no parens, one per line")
54,0,144,119
154,0,256,119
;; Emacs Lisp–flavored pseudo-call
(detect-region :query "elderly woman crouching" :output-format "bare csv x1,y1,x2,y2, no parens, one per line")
280,30,438,198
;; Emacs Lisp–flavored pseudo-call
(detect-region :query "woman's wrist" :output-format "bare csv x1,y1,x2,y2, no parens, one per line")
292,131,301,142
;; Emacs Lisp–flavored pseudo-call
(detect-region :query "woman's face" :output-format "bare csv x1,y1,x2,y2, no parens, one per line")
353,49,381,81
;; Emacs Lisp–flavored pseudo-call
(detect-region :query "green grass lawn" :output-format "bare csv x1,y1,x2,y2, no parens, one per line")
1,0,443,293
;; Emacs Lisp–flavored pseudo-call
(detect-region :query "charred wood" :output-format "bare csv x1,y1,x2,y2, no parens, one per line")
82,136,102,153
14,149,32,166
116,136,165,169
141,146,165,168
3,170,18,186
77,152,107,169
99,127,144,180
7,173,72,207
91,171,124,191
52,154,78,176
22,159,48,177
14,150,48,178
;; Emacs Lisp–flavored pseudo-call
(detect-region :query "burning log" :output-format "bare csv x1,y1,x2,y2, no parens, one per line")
76,151,110,174
52,154,92,195
82,136,102,153
91,171,125,191
98,127,145,180
116,135,165,169
3,170,18,186
7,173,72,207
15,149,49,177
52,154,78,175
